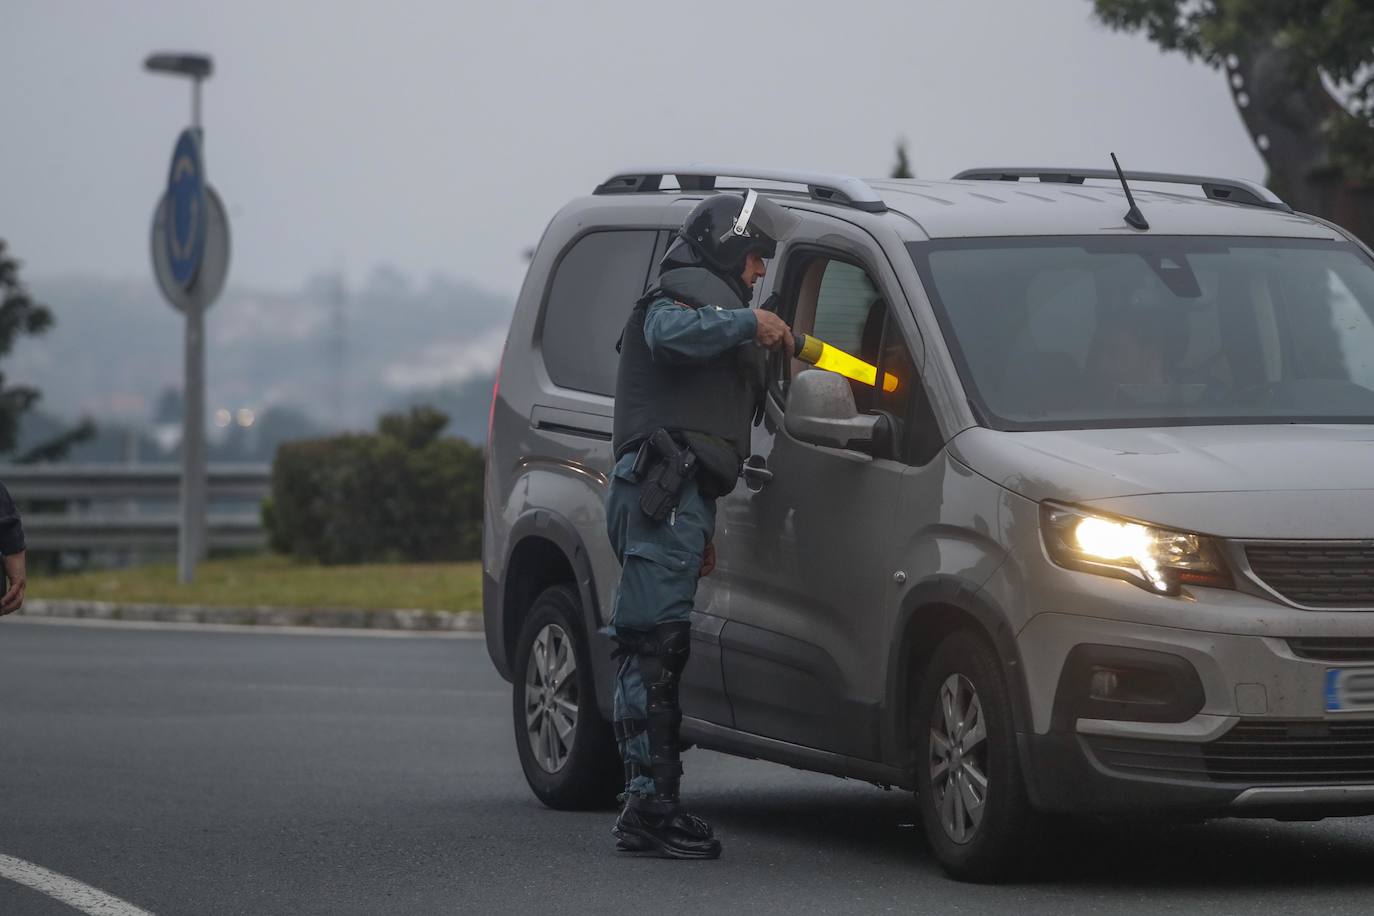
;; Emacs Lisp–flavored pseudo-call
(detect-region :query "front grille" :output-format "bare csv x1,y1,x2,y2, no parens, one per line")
1087,735,1207,781
1288,638,1374,663
1246,543,1374,607
1088,719,1374,785
1204,720,1374,782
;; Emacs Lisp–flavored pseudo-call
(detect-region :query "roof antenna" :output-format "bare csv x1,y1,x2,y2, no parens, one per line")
1111,152,1149,231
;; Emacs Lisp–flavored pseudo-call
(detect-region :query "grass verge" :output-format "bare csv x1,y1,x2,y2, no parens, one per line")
34,553,483,612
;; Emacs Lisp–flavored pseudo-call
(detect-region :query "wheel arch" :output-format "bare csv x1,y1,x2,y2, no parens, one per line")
502,509,602,660
884,576,1032,776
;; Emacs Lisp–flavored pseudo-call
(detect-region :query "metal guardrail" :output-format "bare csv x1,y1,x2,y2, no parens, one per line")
22,513,267,551
0,463,271,501
0,464,271,553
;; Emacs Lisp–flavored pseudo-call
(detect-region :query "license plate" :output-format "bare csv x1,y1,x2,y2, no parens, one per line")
1325,668,1374,712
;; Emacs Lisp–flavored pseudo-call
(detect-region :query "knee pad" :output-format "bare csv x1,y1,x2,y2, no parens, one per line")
639,621,693,800
634,621,692,692
652,621,692,678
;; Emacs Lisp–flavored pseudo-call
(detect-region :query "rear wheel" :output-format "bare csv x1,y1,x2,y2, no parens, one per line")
914,629,1033,882
512,584,621,810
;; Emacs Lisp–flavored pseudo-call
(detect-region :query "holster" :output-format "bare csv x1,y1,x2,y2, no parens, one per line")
629,429,697,523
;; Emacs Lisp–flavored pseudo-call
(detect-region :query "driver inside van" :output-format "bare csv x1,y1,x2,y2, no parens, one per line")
1087,283,1206,406
1093,304,1173,387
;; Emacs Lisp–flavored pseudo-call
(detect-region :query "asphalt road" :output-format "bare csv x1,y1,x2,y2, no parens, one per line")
4,619,1374,915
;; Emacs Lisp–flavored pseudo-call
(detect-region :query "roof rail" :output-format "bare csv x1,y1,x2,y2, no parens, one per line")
953,167,1291,213
594,165,887,213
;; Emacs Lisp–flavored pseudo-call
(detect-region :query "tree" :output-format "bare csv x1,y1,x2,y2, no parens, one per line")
0,240,94,462
1092,1,1374,247
891,140,915,179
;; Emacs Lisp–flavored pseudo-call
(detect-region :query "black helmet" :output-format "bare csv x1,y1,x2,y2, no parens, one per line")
662,190,801,277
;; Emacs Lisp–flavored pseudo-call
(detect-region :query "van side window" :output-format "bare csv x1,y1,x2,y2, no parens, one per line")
783,255,941,464
540,230,657,397
788,258,903,411
789,260,887,411
812,262,879,357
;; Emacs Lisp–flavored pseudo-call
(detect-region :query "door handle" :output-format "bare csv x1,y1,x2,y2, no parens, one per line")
742,455,773,491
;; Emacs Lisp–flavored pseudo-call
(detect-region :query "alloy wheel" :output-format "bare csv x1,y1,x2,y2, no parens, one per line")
524,623,579,773
928,672,989,844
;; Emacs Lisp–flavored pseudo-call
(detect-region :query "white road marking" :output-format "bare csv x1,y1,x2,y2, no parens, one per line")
0,853,155,916
5,615,482,639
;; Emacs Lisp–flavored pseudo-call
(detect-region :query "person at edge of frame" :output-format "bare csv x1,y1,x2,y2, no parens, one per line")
0,480,29,616
605,189,799,859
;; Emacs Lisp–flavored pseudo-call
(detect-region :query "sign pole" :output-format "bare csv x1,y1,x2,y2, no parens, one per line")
179,294,206,581
148,53,223,585
179,74,207,583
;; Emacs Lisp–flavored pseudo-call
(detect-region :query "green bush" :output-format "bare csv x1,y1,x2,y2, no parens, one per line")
263,406,484,565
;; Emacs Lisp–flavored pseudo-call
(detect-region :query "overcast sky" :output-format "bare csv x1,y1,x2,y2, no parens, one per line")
1,0,1263,298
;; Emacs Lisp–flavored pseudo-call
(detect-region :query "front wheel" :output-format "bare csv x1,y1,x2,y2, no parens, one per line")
914,629,1033,882
512,584,621,810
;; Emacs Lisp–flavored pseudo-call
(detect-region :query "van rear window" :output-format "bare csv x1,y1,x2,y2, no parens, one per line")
540,230,657,397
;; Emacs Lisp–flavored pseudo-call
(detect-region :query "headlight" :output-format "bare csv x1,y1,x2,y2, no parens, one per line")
1040,502,1232,596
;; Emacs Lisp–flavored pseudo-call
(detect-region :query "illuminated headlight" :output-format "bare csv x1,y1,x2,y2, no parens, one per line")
1040,502,1232,595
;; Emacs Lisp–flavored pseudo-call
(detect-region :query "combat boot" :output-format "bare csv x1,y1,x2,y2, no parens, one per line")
611,797,721,859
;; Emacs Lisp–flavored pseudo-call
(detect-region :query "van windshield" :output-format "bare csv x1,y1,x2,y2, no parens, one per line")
909,237,1374,431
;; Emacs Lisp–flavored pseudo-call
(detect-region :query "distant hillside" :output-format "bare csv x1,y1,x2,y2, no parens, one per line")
14,404,329,465
389,373,496,445
8,267,514,451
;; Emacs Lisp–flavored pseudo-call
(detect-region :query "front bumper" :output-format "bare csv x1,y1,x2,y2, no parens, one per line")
1023,730,1374,818
1019,612,1374,817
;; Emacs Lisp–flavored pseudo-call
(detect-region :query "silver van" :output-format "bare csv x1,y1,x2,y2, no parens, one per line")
483,165,1374,880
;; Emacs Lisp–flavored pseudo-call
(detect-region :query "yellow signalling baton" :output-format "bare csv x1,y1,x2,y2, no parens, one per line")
793,334,898,393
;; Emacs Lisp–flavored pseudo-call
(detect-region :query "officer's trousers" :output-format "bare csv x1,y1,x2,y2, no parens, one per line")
604,451,716,799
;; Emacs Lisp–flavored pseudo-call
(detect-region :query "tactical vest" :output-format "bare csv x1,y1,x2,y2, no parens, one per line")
612,267,764,497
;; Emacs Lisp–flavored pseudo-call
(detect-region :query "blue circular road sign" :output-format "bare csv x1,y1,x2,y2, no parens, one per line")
151,183,230,314
163,128,207,291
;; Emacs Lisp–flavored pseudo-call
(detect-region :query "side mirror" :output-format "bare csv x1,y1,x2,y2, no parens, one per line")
784,370,887,451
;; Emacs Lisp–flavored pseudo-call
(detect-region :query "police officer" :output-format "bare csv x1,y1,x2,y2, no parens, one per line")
0,481,27,616
606,190,797,859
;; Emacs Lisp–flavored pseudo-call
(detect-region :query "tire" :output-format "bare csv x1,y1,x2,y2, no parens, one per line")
914,628,1033,882
512,584,621,810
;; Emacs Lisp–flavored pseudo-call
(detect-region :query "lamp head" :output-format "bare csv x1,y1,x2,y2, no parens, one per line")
144,53,213,79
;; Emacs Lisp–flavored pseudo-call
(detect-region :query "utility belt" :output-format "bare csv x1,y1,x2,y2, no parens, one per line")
625,428,697,523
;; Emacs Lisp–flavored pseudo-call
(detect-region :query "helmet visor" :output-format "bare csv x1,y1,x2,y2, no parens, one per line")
722,190,801,256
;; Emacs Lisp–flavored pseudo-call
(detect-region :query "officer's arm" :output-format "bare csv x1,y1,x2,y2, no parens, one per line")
0,482,26,616
0,482,25,557
643,298,758,364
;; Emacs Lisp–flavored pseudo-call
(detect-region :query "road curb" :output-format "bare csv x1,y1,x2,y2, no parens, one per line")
18,599,482,632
